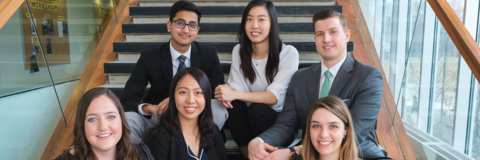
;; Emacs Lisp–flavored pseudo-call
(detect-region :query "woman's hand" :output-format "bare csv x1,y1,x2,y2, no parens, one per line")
214,85,237,102
220,101,233,109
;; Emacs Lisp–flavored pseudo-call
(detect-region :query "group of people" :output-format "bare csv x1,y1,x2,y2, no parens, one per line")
55,0,390,160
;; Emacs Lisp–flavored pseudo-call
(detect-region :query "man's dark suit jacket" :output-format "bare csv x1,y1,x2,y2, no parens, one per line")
258,55,385,158
120,41,225,112
146,127,228,160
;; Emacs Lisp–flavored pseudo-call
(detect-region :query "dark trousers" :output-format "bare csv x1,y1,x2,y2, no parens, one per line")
225,100,278,147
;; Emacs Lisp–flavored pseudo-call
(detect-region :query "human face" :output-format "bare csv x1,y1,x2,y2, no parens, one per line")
309,108,347,159
175,74,206,122
167,10,200,49
84,95,122,154
314,17,350,68
245,5,271,45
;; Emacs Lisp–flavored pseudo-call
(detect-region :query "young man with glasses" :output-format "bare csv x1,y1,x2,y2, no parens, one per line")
120,0,227,144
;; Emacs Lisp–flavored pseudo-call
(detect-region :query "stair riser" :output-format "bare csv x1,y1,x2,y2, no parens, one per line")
123,23,314,34
138,1,336,7
113,42,354,53
130,6,341,17
133,17,313,24
125,33,315,42
118,52,322,61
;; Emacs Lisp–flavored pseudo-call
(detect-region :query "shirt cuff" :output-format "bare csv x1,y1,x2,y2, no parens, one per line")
255,137,264,143
138,103,153,115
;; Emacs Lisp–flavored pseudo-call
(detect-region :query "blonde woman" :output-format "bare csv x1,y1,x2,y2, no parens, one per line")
302,96,359,160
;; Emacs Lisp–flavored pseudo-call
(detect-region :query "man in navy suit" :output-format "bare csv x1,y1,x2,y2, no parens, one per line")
120,1,227,143
248,9,385,159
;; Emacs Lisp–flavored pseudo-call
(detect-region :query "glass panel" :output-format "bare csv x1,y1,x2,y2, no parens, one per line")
0,0,121,158
430,19,461,146
0,4,65,159
469,82,480,158
402,0,426,126
380,0,394,84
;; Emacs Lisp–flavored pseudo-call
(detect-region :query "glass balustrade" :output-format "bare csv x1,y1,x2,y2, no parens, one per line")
0,0,121,159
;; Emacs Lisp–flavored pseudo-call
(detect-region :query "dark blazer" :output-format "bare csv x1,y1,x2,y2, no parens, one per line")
120,41,225,112
146,127,228,160
258,55,385,158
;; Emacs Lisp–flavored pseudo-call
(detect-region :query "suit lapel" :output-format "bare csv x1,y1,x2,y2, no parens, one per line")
160,42,173,82
190,42,202,68
308,63,322,105
330,55,354,97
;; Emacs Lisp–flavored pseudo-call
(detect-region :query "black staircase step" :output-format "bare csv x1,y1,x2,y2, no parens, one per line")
104,61,319,75
113,41,354,53
123,23,314,34
130,6,342,17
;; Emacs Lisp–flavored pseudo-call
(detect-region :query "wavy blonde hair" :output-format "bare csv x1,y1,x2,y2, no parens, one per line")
301,96,360,160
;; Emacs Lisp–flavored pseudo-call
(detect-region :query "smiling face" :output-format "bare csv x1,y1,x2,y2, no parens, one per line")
84,95,122,154
175,74,206,122
245,5,271,46
314,17,350,67
309,108,347,159
167,10,199,50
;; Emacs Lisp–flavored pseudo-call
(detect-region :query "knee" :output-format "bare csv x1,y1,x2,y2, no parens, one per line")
247,103,271,117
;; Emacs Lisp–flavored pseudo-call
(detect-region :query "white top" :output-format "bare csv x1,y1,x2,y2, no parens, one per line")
227,44,299,112
138,41,192,115
318,54,347,98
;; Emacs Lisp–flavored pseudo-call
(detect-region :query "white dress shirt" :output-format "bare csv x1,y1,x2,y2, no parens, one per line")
319,54,347,97
137,41,192,115
227,44,299,112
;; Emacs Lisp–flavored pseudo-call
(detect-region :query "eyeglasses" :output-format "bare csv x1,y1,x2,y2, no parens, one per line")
171,20,199,31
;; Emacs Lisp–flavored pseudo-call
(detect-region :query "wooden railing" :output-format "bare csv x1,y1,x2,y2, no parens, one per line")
0,0,23,30
337,0,416,159
428,0,480,84
40,0,137,159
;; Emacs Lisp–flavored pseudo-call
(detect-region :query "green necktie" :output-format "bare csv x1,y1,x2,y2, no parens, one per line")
320,70,331,97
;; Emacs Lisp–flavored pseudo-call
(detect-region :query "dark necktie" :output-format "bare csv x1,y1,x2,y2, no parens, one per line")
177,55,186,73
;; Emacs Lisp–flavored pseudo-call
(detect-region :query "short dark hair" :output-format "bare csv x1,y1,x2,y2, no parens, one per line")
170,0,202,23
312,8,348,31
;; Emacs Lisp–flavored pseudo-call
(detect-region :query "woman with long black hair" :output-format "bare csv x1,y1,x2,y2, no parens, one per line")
146,67,227,160
214,0,299,157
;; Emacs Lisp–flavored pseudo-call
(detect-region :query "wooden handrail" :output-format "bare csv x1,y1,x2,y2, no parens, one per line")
428,0,480,84
40,0,137,159
336,0,415,159
0,0,22,30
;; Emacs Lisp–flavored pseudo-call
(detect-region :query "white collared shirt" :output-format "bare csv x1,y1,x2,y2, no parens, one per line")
137,41,192,115
319,54,347,97
170,41,192,76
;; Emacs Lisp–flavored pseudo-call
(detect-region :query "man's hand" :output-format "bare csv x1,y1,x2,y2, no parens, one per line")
154,97,169,116
263,148,291,160
214,85,237,102
248,139,277,160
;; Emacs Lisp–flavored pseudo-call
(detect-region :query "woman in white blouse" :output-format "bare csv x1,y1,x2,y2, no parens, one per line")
214,0,299,158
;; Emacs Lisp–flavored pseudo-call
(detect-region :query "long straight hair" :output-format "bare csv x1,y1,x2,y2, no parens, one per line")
301,96,360,160
62,87,141,160
237,0,282,84
147,67,216,149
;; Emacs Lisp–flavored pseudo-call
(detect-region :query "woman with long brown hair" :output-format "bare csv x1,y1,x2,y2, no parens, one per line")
55,87,153,160
301,96,359,160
